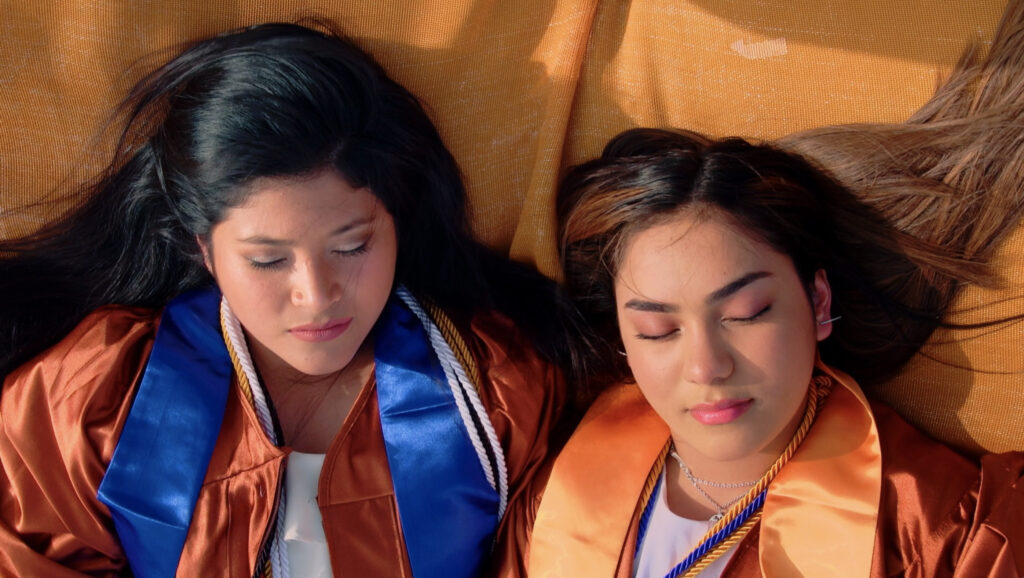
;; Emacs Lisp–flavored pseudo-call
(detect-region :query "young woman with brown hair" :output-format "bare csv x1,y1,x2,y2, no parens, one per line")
497,5,1024,576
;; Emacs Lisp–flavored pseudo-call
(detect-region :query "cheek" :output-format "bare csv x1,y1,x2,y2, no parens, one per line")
350,236,398,300
213,259,288,314
373,247,398,289
745,310,818,359
628,349,680,401
752,327,817,405
743,327,793,362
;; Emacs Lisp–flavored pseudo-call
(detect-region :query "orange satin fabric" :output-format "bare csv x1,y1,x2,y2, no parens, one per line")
0,307,152,577
758,363,881,576
510,365,1024,577
0,305,564,576
526,384,669,577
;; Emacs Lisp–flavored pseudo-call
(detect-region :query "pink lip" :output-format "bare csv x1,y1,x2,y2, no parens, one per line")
689,398,754,425
289,318,352,342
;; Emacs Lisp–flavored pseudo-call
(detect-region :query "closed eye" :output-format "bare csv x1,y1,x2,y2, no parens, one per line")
334,243,369,257
724,304,771,324
635,328,680,341
248,258,286,270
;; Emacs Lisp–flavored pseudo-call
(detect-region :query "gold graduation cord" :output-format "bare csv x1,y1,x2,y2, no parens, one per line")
220,309,274,578
422,298,483,395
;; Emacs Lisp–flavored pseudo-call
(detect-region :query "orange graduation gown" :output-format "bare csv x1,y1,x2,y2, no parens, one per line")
495,364,1024,577
0,304,564,577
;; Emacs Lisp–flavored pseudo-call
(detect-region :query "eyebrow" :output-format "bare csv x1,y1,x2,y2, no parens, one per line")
706,271,772,305
622,299,678,313
238,217,374,246
622,271,773,312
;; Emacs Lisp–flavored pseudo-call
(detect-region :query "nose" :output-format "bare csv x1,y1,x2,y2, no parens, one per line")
683,326,734,385
290,256,341,308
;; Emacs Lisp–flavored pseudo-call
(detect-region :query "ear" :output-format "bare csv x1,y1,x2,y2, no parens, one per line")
811,269,833,341
196,235,214,276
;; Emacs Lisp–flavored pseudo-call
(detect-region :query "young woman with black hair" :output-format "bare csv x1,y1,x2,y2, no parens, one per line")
0,23,567,577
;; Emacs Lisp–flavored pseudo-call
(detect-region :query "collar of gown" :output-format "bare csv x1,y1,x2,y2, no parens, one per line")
528,360,882,577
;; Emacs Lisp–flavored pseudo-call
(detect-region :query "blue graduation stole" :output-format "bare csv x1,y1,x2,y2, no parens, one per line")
374,297,500,578
98,288,500,578
97,288,230,578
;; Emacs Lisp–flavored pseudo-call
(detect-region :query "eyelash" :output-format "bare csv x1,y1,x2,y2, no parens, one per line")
633,305,772,341
635,330,678,341
247,243,369,270
248,258,285,270
726,304,772,324
335,244,369,257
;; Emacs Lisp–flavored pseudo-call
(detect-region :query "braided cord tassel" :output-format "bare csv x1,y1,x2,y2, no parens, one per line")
423,300,482,392
396,286,509,517
220,299,287,578
221,299,275,435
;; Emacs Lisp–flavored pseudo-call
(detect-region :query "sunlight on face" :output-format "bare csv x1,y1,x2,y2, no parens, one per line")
615,212,832,470
200,169,397,379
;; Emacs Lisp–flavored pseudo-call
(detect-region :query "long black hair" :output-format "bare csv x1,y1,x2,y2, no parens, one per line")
0,23,573,379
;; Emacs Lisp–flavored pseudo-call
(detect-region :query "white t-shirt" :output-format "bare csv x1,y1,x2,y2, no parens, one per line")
633,468,737,578
284,451,332,577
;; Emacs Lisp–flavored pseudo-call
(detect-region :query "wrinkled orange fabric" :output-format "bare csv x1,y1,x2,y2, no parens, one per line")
0,305,564,577
503,364,1024,577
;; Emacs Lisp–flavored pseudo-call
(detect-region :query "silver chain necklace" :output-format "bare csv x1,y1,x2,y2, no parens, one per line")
668,447,759,522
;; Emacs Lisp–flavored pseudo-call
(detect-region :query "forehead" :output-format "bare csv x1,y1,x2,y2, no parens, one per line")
615,212,795,300
220,170,379,230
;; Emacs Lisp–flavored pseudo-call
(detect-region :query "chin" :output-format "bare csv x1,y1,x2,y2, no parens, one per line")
679,429,763,463
285,350,357,377
292,363,346,377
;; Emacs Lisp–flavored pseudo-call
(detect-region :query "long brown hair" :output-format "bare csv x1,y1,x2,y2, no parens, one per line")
559,129,960,398
559,4,1024,401
780,0,1024,292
